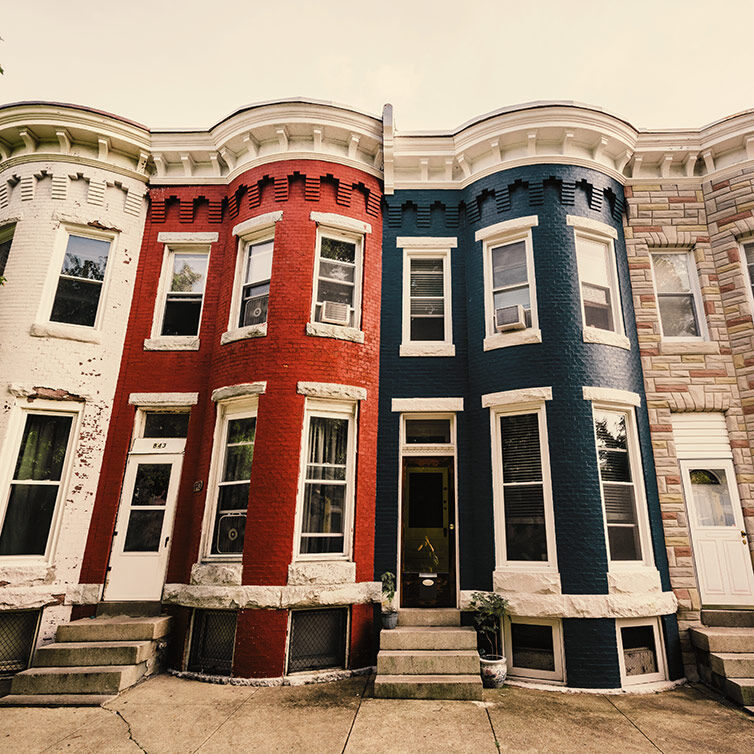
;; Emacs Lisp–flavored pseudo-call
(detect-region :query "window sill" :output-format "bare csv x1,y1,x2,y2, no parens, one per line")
221,323,267,345
583,327,630,350
607,566,661,594
288,561,356,585
30,321,102,344
400,342,455,357
143,336,200,351
659,340,718,355
306,322,365,343
483,328,542,351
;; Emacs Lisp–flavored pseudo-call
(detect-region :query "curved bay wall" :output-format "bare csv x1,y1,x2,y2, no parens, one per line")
377,164,682,687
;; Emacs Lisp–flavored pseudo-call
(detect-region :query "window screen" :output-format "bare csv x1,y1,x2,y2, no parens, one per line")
188,610,237,675
288,609,347,673
409,257,445,341
0,610,40,674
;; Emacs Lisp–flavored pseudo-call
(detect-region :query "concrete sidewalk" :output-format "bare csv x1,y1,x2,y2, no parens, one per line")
0,675,751,753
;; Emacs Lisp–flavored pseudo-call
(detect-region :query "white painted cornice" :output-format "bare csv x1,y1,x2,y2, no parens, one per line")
0,102,151,181
149,100,384,185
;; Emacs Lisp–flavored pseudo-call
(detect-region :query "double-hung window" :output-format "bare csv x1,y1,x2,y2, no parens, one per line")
568,216,626,348
399,239,456,357
297,401,356,557
650,251,706,340
50,232,112,327
593,408,647,563
239,240,273,327
159,249,208,337
0,410,76,557
476,216,539,350
308,212,370,338
491,404,555,566
0,223,15,279
207,403,257,557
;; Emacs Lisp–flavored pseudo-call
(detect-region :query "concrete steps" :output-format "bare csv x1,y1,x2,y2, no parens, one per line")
690,619,754,708
375,609,482,700
0,614,170,707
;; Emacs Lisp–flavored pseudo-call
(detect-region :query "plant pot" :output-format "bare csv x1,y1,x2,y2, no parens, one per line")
479,654,507,688
381,611,398,630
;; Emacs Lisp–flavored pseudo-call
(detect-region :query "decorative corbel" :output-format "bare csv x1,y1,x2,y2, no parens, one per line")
527,131,537,156
457,153,472,178
683,151,698,177
489,140,501,163
275,127,289,151
243,132,259,158
702,150,715,174
660,153,674,178
137,151,149,174
97,137,110,161
348,134,360,160
152,153,167,177
219,147,236,170
180,153,195,177
56,129,72,155
420,158,429,182
444,158,454,181
18,128,38,153
312,128,323,152
209,152,221,177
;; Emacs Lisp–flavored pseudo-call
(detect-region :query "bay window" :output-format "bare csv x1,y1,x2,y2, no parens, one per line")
0,411,76,557
297,401,356,557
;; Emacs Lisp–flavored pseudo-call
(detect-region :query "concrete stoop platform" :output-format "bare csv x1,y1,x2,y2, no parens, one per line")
0,614,170,707
691,621,754,709
375,609,483,701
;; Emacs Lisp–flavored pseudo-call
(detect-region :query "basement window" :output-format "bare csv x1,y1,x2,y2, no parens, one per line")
288,608,347,674
616,618,666,685
188,609,237,676
504,618,564,682
0,610,40,675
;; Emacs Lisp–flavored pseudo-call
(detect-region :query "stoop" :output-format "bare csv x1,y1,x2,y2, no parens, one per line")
0,614,170,707
374,609,483,700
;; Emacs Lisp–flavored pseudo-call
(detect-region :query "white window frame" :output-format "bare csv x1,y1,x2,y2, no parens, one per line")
567,215,628,350
0,400,83,564
398,237,456,357
38,222,117,333
589,401,654,569
223,211,282,344
476,216,540,351
293,398,358,562
738,238,754,320
0,222,15,278
201,397,258,561
148,242,211,349
489,401,557,571
504,616,565,683
396,410,461,608
649,249,708,342
616,616,667,686
131,407,191,455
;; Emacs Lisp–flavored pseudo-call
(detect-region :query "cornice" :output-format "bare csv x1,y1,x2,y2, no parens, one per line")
0,102,151,180
5,100,754,190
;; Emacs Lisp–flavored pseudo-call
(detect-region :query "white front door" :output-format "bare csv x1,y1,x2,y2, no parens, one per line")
104,453,182,601
680,459,754,606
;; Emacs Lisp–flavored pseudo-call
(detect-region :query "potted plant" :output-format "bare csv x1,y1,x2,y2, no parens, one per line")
381,571,398,629
469,591,509,688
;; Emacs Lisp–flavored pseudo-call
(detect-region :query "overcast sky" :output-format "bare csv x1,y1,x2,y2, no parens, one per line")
1,1,752,132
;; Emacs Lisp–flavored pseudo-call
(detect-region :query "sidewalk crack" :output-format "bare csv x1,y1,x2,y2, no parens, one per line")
603,695,664,753
485,707,501,752
190,687,259,753
107,707,148,753
341,671,370,753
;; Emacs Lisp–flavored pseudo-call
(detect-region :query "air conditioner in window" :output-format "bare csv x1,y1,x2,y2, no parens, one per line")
215,513,245,555
320,300,350,325
244,294,268,325
495,304,526,332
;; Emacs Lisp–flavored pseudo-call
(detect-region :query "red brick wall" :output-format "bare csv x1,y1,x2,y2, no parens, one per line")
233,608,289,677
79,160,381,606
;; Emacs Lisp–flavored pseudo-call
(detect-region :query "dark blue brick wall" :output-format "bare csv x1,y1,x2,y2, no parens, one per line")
563,618,621,688
375,163,679,687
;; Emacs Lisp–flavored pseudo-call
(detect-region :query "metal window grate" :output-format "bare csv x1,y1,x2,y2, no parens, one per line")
188,610,237,676
0,610,40,675
288,608,347,674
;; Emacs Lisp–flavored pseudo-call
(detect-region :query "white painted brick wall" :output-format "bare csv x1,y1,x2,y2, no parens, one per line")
0,160,147,645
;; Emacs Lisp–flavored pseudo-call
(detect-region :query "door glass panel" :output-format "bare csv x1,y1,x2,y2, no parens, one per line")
124,509,165,552
689,468,736,527
408,472,444,528
131,464,171,506
405,419,450,444
143,412,190,438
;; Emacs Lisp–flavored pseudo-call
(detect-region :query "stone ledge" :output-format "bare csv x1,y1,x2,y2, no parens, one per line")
583,327,631,350
30,322,101,344
191,563,242,586
306,322,365,343
483,329,542,351
211,382,266,403
459,589,677,619
143,336,200,351
399,342,456,357
220,323,267,344
163,581,380,609
287,561,356,586
297,382,366,401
